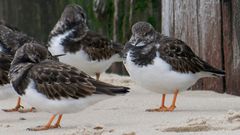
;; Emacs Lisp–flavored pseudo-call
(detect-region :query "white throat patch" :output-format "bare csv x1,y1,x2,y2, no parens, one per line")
49,30,74,55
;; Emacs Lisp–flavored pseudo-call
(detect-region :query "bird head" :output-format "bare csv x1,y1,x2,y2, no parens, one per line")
49,4,88,39
129,21,156,47
12,43,48,65
61,4,87,25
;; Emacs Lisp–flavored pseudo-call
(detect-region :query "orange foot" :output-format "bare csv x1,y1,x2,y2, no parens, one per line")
3,106,36,113
2,97,36,113
146,106,168,112
168,105,176,112
27,124,61,131
2,104,23,112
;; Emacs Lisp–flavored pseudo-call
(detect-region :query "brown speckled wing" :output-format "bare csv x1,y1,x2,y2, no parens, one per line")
28,60,96,100
63,31,123,61
0,52,12,85
158,36,224,74
0,24,34,55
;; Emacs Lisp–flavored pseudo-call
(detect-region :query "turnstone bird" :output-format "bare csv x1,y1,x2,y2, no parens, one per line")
49,4,123,80
124,21,225,112
0,21,56,112
9,42,129,131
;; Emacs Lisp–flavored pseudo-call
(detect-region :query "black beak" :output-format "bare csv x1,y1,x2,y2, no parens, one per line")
53,54,66,57
49,54,66,61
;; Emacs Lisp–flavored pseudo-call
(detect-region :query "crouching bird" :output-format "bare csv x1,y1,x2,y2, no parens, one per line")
123,21,225,112
9,42,129,131
48,4,124,81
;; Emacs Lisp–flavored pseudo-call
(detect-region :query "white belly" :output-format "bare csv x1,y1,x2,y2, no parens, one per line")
49,36,121,75
21,80,111,114
125,52,200,94
59,50,121,76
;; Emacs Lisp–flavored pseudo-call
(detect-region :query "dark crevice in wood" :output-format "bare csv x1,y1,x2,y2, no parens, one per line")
220,0,226,93
222,0,234,94
196,0,203,90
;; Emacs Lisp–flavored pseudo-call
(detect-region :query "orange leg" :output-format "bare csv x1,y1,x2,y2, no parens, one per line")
146,94,168,112
27,114,62,131
168,89,179,112
2,97,36,113
2,97,23,112
96,73,100,81
51,114,63,128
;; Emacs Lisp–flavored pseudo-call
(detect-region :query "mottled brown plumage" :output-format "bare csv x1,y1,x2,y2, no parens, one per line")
49,4,123,61
10,43,129,100
125,21,225,75
0,22,35,55
0,22,34,87
158,35,224,75
0,52,12,85
124,21,224,112
10,42,129,131
62,30,123,61
0,21,59,112
0,21,58,85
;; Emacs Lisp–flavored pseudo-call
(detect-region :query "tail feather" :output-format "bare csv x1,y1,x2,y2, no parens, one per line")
211,69,225,77
90,79,129,95
206,68,225,77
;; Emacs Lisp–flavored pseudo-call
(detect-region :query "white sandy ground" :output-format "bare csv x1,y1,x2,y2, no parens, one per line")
0,73,240,135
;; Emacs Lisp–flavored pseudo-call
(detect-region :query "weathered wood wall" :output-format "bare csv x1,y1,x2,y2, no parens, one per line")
0,0,68,41
162,0,240,93
223,0,240,95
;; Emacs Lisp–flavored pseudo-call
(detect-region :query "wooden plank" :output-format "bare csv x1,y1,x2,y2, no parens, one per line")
224,0,240,95
235,0,240,46
198,0,224,92
222,0,232,95
161,0,174,36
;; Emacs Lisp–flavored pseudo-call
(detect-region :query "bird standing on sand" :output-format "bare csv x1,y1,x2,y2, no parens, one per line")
9,42,129,131
49,4,124,80
124,21,225,112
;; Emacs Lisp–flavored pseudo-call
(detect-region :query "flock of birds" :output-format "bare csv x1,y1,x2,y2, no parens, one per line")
0,4,225,131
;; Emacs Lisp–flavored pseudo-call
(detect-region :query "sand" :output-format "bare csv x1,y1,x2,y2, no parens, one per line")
0,73,240,135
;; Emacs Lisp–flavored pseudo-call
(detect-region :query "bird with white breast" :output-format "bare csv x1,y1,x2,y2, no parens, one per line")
49,4,124,80
9,42,129,131
123,21,225,112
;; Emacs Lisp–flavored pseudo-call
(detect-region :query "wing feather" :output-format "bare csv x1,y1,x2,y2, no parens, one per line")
158,35,224,75
0,52,12,85
28,60,96,99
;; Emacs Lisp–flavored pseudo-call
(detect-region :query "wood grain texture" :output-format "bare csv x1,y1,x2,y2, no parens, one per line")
224,0,240,95
0,0,67,41
198,0,223,92
161,0,174,36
